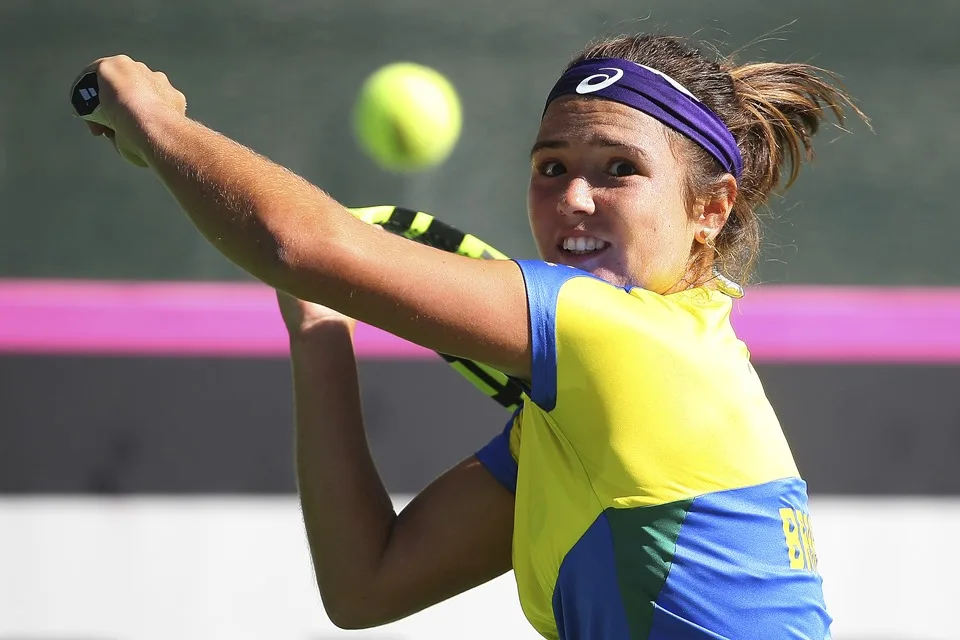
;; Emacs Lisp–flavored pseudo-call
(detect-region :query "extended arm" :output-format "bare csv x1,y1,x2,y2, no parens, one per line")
289,311,513,628
79,56,531,379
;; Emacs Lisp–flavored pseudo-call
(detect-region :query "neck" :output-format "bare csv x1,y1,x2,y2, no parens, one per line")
669,256,744,298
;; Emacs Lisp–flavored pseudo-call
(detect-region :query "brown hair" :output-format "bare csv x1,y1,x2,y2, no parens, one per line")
567,34,870,286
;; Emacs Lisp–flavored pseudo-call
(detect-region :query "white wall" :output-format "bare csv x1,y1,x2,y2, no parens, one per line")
0,497,953,640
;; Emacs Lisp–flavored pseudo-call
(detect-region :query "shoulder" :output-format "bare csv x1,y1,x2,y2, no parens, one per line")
513,259,613,297
513,259,630,321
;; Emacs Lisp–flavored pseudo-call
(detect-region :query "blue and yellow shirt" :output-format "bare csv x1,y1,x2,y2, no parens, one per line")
476,260,830,640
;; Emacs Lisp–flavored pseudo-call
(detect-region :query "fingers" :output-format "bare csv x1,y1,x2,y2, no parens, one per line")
72,54,145,98
93,55,138,89
73,54,186,169
70,54,129,91
90,56,187,112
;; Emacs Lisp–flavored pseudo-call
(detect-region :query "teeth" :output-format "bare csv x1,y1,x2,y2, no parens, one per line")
562,237,608,253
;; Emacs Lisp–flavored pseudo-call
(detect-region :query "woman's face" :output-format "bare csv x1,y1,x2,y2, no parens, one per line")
528,96,706,294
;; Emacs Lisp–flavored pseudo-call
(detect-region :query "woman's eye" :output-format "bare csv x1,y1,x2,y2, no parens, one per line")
539,161,565,177
608,160,638,177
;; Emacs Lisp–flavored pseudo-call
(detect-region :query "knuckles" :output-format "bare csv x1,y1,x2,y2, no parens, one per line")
97,54,136,73
79,54,187,115
95,54,157,81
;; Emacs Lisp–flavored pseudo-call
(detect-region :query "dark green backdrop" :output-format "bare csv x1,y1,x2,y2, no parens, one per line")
3,0,957,284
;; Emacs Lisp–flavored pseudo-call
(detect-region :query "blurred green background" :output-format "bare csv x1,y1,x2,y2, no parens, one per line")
3,0,956,284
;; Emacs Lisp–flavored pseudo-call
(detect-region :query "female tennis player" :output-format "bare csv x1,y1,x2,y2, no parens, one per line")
75,33,866,639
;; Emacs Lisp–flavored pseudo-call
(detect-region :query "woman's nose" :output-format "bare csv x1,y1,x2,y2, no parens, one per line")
557,176,596,217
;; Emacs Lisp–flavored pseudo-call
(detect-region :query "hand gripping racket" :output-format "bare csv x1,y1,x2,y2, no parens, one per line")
70,71,148,166
349,206,523,412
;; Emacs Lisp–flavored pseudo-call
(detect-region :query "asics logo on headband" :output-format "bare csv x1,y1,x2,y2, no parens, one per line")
634,63,700,102
545,57,744,177
576,68,624,94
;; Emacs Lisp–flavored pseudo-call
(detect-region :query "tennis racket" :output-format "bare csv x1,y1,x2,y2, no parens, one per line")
349,205,523,412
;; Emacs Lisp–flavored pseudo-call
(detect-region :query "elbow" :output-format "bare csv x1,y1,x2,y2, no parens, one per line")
325,604,368,631
327,609,380,631
270,233,311,286
320,587,399,631
325,604,394,632
271,230,355,300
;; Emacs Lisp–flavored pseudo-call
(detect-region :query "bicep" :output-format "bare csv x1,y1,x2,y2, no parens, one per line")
280,209,531,379
362,456,515,625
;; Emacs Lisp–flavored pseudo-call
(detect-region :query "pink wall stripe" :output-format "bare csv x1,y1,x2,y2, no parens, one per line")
0,280,427,359
728,286,960,363
1,279,959,363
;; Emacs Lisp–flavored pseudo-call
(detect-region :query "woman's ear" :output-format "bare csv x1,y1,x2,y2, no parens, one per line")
694,174,737,245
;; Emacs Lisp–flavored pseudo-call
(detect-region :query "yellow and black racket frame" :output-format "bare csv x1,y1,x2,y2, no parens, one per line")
350,206,523,412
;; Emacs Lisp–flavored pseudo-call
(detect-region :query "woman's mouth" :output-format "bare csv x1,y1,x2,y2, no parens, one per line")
560,236,609,254
557,236,612,269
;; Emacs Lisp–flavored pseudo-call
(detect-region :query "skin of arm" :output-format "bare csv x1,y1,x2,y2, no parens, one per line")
282,294,514,629
79,56,531,379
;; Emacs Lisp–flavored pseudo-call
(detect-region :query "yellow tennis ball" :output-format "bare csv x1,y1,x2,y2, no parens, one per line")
353,62,462,172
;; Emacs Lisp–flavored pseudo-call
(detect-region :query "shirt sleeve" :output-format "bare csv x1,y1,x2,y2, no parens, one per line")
513,259,607,412
475,406,522,493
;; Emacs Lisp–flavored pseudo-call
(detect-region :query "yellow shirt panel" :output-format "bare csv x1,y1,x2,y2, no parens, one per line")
550,278,799,508
476,262,807,639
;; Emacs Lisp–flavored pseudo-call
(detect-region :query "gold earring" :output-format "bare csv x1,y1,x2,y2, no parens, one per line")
712,266,744,298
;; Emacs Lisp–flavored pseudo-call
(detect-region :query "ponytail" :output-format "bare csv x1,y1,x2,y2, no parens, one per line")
729,62,867,206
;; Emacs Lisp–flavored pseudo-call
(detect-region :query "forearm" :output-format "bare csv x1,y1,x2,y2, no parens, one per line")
126,107,531,378
289,322,397,619
136,110,355,295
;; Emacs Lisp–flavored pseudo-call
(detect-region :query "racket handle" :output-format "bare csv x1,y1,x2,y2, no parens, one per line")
71,72,103,120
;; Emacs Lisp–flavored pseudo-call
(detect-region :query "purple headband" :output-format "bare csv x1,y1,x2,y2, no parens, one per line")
544,58,743,178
